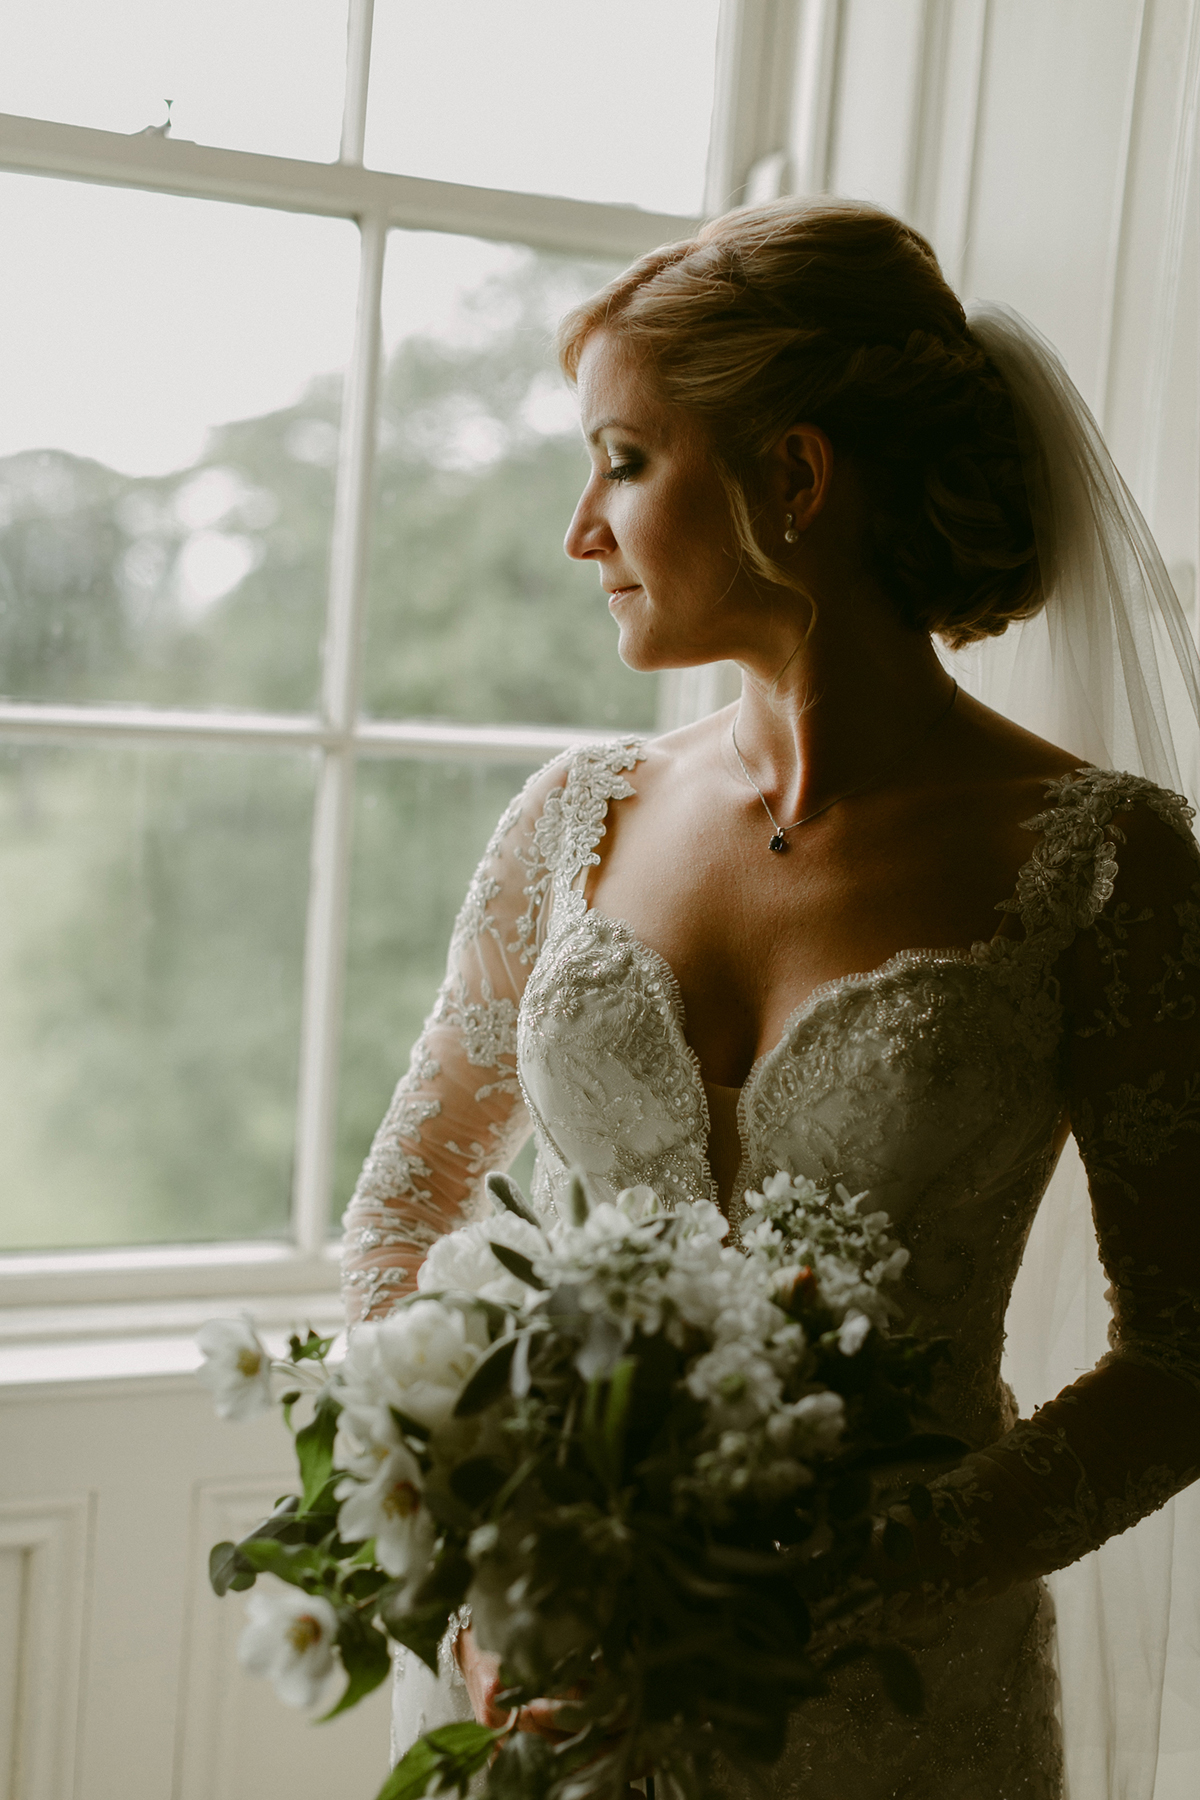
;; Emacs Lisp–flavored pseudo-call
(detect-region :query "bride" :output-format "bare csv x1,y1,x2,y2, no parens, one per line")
342,197,1200,1797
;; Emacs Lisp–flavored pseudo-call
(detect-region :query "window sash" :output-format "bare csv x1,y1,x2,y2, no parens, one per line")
0,0,797,1299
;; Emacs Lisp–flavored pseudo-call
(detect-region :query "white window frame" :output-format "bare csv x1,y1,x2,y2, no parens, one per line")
0,0,822,1321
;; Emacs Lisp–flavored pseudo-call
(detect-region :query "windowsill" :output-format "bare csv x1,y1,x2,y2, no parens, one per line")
0,1240,348,1391
0,1279,346,1395
0,1238,343,1308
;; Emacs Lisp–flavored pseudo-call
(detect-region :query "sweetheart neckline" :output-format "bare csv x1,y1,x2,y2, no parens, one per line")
561,903,1002,1213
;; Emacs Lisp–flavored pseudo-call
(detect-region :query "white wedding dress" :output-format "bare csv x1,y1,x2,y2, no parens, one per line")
343,736,1200,1799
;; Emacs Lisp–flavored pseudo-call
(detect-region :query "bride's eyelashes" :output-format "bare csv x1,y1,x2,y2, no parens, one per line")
602,450,645,482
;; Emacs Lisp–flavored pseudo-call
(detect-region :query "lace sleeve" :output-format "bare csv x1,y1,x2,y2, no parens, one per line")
340,756,569,1323
895,790,1200,1604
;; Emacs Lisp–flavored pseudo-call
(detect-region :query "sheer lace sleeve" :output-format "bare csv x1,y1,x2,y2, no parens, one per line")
340,756,570,1324
898,786,1200,1604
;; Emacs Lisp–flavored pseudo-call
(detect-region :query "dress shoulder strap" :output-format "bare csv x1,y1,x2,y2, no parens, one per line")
528,736,647,894
1003,767,1196,953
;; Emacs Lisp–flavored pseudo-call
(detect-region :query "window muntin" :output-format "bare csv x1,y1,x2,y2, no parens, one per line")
365,0,722,215
0,2,717,1278
0,742,314,1251
334,754,543,1210
0,175,359,712
0,0,349,162
363,231,654,729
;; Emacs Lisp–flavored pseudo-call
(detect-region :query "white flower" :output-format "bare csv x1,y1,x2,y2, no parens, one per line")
616,1184,661,1222
337,1300,488,1442
687,1339,782,1427
239,1585,340,1708
788,1390,846,1453
336,1443,435,1580
837,1310,873,1356
196,1316,274,1420
417,1212,547,1307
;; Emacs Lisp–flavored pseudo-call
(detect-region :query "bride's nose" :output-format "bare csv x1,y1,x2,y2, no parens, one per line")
564,484,616,562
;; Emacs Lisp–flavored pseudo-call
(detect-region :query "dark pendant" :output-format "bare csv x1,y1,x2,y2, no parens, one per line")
769,832,788,853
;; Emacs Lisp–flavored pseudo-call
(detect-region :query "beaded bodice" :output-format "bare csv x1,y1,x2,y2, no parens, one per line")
347,738,1200,1798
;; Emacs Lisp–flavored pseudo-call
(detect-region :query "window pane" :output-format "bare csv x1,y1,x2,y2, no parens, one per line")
363,233,657,730
335,755,541,1213
0,175,358,712
365,0,720,216
0,743,313,1250
0,0,348,163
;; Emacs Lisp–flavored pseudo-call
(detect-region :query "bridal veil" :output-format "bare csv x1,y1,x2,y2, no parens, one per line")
950,301,1200,1800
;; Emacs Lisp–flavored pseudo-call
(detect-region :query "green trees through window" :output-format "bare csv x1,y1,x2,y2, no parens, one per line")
0,253,654,1249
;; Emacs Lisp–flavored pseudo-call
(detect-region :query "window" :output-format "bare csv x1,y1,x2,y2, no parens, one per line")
0,0,746,1303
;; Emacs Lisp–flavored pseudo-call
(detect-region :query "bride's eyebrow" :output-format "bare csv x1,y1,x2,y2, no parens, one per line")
586,418,644,446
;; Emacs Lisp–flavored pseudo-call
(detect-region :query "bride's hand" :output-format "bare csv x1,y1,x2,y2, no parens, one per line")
454,1628,641,1794
454,1624,580,1741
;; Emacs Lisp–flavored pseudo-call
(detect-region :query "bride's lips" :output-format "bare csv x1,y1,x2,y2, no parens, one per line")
606,584,642,608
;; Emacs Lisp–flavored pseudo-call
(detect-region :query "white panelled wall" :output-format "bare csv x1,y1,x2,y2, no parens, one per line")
3,3,1198,1797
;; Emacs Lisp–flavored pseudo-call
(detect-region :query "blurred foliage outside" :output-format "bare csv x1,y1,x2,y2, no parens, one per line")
0,251,653,1249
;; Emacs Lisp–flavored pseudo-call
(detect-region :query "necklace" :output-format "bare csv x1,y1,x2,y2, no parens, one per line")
731,681,959,853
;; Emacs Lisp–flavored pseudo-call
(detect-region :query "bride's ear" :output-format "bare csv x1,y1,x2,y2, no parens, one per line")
767,424,836,533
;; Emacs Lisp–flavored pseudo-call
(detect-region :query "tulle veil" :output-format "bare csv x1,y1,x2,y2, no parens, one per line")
950,302,1200,1800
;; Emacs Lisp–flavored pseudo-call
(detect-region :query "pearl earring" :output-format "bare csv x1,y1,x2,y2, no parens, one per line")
784,512,799,544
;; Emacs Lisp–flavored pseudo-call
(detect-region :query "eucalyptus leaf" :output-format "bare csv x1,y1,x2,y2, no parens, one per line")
487,1242,547,1292
567,1174,590,1228
485,1171,540,1227
453,1334,519,1417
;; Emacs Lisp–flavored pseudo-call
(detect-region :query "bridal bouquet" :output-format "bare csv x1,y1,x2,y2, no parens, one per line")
201,1170,960,1800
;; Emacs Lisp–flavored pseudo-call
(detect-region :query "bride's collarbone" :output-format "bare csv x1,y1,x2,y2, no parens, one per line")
581,777,1052,1087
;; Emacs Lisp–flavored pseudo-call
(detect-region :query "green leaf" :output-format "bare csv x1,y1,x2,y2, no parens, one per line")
567,1173,589,1228
375,1722,506,1800
907,1482,933,1523
295,1393,341,1514
390,1406,432,1443
449,1456,507,1507
882,1517,914,1563
453,1334,519,1417
319,1616,392,1721
238,1537,328,1583
486,1243,547,1292
603,1356,636,1483
485,1171,540,1227
871,1643,924,1717
289,1328,338,1364
382,1599,455,1674
209,1541,254,1597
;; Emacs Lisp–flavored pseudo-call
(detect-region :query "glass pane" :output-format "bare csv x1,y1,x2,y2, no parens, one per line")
365,0,720,216
0,0,348,163
0,175,358,712
335,756,541,1213
0,743,314,1250
363,233,657,730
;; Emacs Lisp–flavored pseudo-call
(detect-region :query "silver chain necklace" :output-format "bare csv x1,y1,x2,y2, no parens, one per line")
730,681,959,853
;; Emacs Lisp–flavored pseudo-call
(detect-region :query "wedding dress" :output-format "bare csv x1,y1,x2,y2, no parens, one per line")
342,735,1200,1798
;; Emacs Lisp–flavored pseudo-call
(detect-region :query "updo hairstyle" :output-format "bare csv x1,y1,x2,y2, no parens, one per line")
557,198,1042,649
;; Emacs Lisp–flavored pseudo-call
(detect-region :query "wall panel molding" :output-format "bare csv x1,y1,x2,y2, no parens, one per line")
0,1497,92,1800
175,1477,390,1800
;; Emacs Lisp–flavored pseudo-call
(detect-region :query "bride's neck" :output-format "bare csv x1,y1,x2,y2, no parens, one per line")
729,611,954,823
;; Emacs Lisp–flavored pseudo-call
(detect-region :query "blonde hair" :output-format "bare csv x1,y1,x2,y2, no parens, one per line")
557,197,1041,649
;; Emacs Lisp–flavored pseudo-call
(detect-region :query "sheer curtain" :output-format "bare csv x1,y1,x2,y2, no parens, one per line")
947,301,1200,1800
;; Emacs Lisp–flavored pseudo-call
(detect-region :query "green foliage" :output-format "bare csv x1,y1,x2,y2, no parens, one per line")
376,1722,506,1800
0,250,652,1252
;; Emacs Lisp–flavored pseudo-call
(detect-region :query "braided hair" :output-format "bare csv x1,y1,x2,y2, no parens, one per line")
557,198,1040,649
